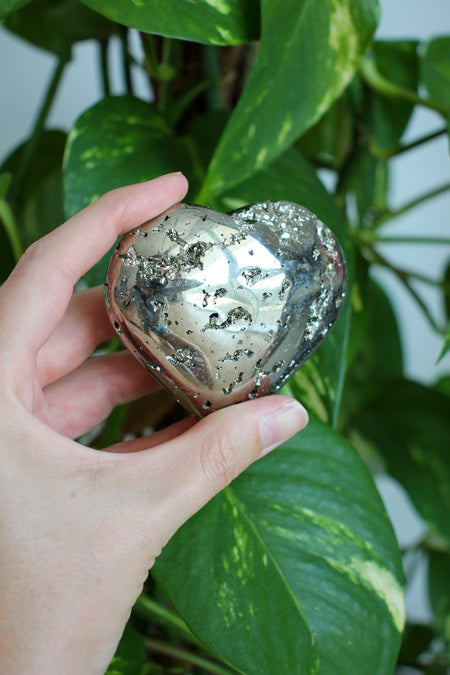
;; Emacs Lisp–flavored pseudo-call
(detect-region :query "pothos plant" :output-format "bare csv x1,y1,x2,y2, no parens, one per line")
1,0,449,673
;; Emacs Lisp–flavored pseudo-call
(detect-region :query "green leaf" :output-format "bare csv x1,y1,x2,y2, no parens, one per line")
81,0,260,46
435,374,450,398
202,0,380,198
64,96,198,286
105,626,147,675
398,623,435,665
0,0,30,19
154,417,404,675
0,202,16,284
186,110,231,178
443,260,450,322
1,130,66,247
0,172,12,199
296,95,353,170
421,36,450,109
343,277,403,426
358,379,450,544
218,147,352,425
437,323,450,363
339,149,389,227
370,41,419,149
3,0,116,58
428,549,450,642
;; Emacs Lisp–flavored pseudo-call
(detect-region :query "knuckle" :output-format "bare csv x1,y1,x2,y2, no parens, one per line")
19,238,45,266
200,430,241,489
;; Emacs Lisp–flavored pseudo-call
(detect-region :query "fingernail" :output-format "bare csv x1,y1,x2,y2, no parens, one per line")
259,400,308,456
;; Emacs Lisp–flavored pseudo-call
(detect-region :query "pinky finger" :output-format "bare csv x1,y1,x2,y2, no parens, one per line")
105,417,196,454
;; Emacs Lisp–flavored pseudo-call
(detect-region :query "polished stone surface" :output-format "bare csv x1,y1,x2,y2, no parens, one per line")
105,201,347,417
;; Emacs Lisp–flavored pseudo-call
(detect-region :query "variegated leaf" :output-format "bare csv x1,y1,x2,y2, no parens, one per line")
154,417,404,674
201,0,380,197
81,0,260,46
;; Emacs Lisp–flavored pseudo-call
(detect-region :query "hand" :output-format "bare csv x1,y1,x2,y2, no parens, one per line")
0,173,308,674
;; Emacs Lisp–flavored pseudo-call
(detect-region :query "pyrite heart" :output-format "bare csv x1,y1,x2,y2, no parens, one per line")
105,201,346,417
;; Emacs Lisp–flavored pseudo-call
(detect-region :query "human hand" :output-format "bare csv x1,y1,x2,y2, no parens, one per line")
0,173,308,674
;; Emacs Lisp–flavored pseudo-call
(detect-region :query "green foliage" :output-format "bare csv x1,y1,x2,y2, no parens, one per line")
370,40,419,149
81,0,260,46
358,380,450,543
105,626,147,675
421,36,450,108
0,0,30,20
155,418,404,675
64,96,199,285
200,0,380,197
3,0,115,58
1,0,449,673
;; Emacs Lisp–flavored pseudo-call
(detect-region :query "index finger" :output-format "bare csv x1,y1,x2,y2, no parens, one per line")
0,173,188,360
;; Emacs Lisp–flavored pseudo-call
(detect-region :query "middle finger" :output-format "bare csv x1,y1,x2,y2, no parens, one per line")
36,286,115,387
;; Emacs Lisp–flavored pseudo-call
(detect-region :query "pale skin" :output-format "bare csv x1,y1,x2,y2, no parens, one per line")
0,173,308,674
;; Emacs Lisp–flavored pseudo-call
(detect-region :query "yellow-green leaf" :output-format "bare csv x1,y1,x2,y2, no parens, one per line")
202,0,380,197
154,417,404,674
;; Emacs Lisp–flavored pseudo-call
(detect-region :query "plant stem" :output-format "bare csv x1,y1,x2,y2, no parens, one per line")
372,181,450,228
360,58,449,117
374,235,450,245
139,31,158,78
98,39,111,97
120,27,133,95
368,126,447,160
158,37,178,111
0,199,23,260
144,638,235,675
364,246,445,334
9,57,67,205
202,45,223,111
134,594,198,645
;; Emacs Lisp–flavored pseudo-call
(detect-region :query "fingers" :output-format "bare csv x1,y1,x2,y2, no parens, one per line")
36,286,115,387
38,351,160,438
121,395,308,540
0,173,188,363
107,417,196,454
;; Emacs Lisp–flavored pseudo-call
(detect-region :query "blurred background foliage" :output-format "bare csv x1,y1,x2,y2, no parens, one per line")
0,0,449,673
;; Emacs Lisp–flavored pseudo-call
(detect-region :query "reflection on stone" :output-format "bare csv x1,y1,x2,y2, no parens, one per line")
105,201,347,418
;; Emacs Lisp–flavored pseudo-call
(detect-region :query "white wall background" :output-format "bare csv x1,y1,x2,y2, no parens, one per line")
1,0,449,628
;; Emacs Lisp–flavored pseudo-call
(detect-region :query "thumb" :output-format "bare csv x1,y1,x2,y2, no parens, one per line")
132,395,308,540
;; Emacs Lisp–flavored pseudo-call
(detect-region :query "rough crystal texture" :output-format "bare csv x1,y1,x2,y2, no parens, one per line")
105,201,347,417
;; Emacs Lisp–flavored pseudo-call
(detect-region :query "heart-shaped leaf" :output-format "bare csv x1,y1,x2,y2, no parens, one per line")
154,416,404,675
63,96,197,286
81,0,260,46
358,379,450,544
2,130,66,246
370,41,419,149
420,36,450,109
201,0,380,197
342,278,403,439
